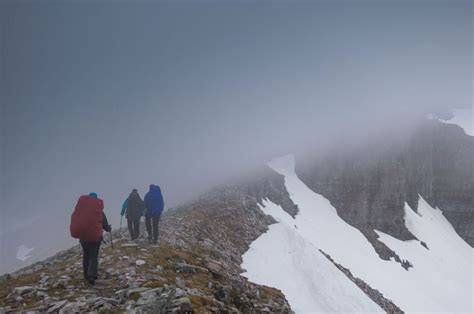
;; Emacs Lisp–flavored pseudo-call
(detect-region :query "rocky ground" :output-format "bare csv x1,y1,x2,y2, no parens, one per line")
0,180,293,313
0,233,289,313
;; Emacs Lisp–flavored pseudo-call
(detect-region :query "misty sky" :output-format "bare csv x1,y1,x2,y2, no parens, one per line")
0,0,472,273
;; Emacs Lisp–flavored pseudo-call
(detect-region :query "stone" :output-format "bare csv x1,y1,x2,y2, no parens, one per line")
14,286,34,295
135,260,146,266
215,285,230,303
170,297,192,312
175,277,186,289
205,259,225,275
125,300,135,308
174,262,207,274
93,299,106,308
114,289,127,299
47,300,68,312
103,298,121,305
126,287,150,298
134,289,162,307
59,301,85,313
102,302,113,311
36,291,49,299
135,295,154,306
84,297,100,305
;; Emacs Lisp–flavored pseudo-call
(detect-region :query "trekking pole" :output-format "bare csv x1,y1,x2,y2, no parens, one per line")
110,231,114,250
119,215,123,237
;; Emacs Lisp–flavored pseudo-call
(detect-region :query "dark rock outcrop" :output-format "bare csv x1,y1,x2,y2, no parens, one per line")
295,119,474,253
319,250,403,314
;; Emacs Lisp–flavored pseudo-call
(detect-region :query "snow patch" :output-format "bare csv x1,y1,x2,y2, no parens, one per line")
438,108,473,136
16,244,35,262
242,200,383,313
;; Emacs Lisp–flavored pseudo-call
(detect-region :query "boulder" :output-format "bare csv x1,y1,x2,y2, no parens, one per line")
47,300,68,313
136,260,146,266
174,262,207,274
14,286,34,295
205,259,225,275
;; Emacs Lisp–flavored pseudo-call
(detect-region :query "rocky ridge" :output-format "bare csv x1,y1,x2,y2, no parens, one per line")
0,173,295,313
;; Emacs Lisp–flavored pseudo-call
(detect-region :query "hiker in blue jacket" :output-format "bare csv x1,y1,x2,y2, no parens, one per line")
144,184,164,244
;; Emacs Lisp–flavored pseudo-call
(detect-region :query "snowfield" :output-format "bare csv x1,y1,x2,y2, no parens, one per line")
242,155,473,313
242,199,383,313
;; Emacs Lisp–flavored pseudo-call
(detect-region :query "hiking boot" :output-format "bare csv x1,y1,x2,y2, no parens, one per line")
153,239,158,245
87,277,95,285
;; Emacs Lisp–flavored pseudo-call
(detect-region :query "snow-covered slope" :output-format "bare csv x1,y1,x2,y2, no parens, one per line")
242,199,383,313
438,108,473,136
242,155,473,313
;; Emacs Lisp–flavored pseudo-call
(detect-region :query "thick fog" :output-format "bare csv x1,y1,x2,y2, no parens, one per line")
1,0,472,274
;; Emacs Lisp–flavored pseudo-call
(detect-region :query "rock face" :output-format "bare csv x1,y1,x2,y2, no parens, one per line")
295,119,474,253
0,173,294,313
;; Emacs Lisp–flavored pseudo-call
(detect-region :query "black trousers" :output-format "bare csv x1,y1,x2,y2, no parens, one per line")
127,218,140,240
80,240,101,280
145,214,161,241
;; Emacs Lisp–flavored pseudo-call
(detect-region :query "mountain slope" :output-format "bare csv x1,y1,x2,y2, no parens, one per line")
1,117,471,313
242,154,473,313
0,174,296,313
296,119,474,254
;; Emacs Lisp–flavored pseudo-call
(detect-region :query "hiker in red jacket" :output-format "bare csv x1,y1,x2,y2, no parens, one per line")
70,192,111,285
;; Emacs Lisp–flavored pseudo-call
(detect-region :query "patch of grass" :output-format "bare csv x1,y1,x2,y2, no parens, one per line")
142,281,163,289
0,272,42,308
259,285,285,302
129,292,141,302
189,295,221,311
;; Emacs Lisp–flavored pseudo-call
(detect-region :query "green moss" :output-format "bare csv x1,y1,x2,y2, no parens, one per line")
129,292,141,302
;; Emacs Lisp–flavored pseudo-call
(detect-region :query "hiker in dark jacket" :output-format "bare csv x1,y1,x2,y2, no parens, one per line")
70,192,111,285
144,184,164,244
121,189,144,240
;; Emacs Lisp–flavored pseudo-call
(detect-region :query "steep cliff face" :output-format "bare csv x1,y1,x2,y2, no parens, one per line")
295,119,474,253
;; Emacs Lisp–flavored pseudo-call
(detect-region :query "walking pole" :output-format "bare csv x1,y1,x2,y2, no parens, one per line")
110,231,114,250
119,215,123,237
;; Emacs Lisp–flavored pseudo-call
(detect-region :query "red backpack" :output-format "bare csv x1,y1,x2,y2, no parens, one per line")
70,195,104,242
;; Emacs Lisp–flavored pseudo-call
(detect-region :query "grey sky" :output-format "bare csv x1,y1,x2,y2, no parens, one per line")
0,0,472,273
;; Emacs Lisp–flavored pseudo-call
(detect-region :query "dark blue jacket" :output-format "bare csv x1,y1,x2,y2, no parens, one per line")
144,185,164,216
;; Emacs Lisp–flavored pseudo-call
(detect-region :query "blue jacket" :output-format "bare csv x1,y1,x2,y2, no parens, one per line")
144,185,164,216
